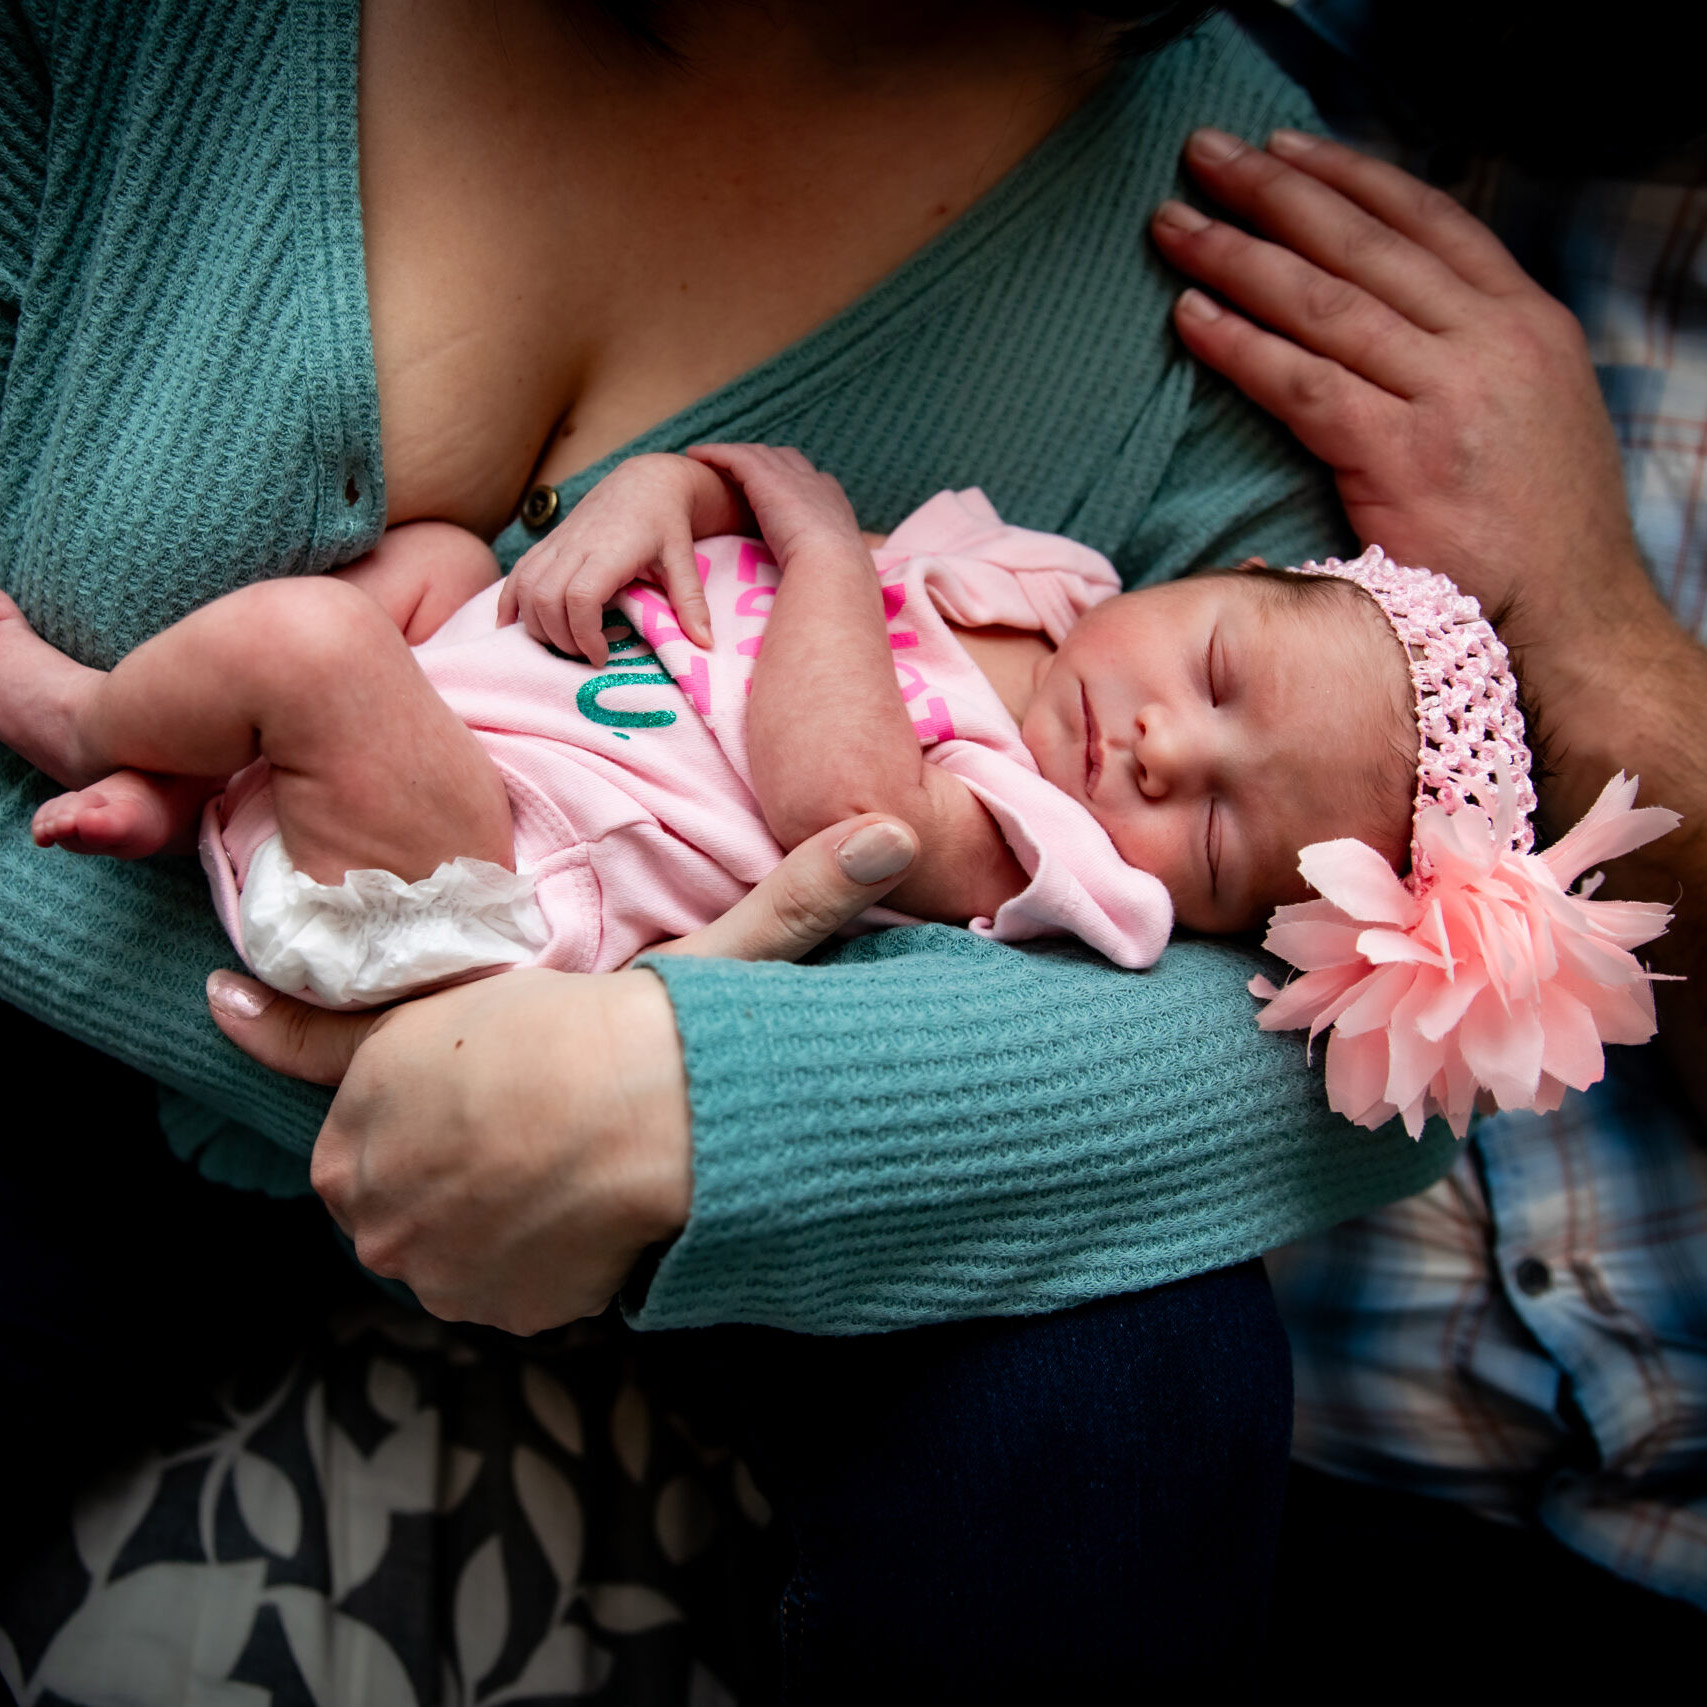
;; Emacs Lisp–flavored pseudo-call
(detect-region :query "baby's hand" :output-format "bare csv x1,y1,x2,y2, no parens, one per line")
498,454,715,667
685,444,865,568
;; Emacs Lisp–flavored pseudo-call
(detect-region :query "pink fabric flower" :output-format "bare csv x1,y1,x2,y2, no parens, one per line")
1249,773,1680,1138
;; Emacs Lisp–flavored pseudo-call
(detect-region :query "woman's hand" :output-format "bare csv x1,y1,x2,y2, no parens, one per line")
206,814,919,1333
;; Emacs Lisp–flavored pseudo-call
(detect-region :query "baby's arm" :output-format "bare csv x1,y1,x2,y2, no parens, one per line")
334,521,500,645
499,455,748,665
691,444,1025,923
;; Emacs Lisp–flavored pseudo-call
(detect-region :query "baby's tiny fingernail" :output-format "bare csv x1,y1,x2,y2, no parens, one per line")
836,822,916,885
1268,128,1316,158
1177,289,1223,324
1188,127,1244,164
1155,199,1211,234
207,970,275,1020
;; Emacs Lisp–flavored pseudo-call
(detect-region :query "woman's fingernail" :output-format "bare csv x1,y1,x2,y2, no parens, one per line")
836,822,916,885
207,970,275,1020
1177,288,1224,324
1189,127,1244,164
1155,199,1211,234
1268,128,1316,158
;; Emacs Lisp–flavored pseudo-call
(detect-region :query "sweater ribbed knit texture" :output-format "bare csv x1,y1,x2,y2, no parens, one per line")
0,1,1458,1329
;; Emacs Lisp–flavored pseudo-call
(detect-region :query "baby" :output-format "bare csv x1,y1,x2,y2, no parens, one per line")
0,443,1673,1136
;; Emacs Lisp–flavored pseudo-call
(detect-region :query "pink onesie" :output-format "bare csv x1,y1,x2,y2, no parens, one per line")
201,490,1171,1004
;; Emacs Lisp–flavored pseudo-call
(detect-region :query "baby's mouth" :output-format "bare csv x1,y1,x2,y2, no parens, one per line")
1082,687,1102,799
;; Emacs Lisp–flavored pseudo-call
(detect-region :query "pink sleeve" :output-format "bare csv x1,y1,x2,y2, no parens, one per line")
929,743,1172,971
878,489,1122,644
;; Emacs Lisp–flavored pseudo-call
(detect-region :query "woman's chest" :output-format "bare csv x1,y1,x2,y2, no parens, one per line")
359,0,1094,541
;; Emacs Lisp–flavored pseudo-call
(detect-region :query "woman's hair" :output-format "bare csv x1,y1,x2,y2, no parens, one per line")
590,1,1216,63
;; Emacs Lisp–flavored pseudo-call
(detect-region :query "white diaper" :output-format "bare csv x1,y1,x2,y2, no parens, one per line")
238,835,550,1007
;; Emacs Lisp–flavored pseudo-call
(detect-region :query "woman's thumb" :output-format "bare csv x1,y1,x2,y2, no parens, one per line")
206,970,384,1085
645,815,918,965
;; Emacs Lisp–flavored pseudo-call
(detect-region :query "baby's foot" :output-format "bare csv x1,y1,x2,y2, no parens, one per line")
32,769,208,859
0,591,105,786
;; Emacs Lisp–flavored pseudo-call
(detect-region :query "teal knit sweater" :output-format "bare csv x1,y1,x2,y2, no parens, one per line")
0,0,1458,1331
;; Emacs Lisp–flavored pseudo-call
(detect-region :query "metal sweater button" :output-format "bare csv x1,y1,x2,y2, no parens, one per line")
521,485,560,529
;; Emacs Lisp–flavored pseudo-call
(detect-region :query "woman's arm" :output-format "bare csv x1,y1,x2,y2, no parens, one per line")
694,443,1024,922
1152,128,1707,1108
209,813,920,1332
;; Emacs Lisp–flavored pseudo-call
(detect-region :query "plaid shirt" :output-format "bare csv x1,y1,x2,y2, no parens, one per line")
1264,4,1707,1610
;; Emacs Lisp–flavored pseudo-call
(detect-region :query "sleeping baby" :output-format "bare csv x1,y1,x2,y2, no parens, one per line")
0,443,1675,1137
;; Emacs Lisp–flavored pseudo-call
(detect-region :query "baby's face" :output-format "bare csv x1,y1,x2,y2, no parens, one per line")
1021,573,1412,934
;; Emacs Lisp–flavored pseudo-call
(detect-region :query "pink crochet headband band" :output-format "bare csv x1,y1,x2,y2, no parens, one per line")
1294,546,1537,876
1249,545,1680,1141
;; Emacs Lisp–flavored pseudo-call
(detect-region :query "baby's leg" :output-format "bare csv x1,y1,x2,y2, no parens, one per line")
27,578,513,882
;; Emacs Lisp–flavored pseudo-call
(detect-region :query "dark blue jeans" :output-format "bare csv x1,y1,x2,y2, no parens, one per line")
0,1000,1293,1697
649,1264,1293,1700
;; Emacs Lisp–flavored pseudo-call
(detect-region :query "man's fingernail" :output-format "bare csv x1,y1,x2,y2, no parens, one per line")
1189,127,1244,164
1268,128,1316,158
207,970,275,1020
1177,288,1224,324
1155,199,1211,234
836,822,916,884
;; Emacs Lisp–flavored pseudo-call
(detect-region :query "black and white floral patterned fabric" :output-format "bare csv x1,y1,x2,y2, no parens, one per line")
0,1301,771,1706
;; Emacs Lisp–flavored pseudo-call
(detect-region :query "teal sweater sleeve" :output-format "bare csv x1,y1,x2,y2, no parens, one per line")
0,0,47,385
0,4,1459,1318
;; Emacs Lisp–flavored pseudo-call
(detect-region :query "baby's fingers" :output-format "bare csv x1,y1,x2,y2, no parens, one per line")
561,573,618,667
658,537,712,650
496,571,521,628
1170,289,1402,472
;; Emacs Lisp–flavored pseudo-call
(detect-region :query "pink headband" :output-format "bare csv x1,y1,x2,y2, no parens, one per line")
1297,547,1537,874
1249,546,1679,1140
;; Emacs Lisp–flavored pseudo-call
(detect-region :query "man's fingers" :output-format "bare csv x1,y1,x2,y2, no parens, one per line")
1152,199,1433,395
1177,129,1478,330
645,814,918,964
1170,290,1400,470
206,970,384,1085
1260,129,1534,298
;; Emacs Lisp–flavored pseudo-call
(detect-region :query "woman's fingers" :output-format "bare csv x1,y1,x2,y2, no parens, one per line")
1169,289,1402,471
206,970,385,1086
644,814,918,964
1153,199,1434,395
1263,129,1534,298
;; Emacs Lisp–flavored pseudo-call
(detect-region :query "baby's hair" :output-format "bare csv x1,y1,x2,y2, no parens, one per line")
1192,562,1417,872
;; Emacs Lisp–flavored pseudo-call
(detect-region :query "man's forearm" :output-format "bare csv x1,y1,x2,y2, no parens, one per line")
1519,569,1707,1108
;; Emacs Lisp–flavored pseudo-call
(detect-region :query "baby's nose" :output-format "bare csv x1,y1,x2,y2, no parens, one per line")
1134,707,1206,796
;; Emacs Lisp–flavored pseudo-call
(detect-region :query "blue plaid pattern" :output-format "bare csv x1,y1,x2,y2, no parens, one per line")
1266,6,1707,1610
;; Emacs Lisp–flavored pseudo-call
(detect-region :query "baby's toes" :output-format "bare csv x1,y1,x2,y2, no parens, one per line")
32,790,94,846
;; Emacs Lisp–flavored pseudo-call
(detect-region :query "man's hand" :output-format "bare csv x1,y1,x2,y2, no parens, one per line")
1153,128,1707,1105
206,815,918,1333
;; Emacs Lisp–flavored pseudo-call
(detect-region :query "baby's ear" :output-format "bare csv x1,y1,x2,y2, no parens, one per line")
1234,555,1269,571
